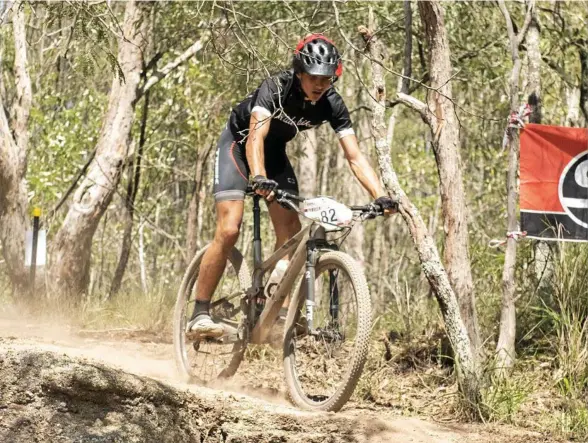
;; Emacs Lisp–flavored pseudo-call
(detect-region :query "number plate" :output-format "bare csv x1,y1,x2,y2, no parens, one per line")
300,197,353,231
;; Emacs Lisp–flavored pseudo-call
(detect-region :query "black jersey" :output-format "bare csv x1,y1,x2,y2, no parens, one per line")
228,70,355,143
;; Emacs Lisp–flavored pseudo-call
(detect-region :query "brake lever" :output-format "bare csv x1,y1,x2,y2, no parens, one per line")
276,195,299,212
363,203,383,220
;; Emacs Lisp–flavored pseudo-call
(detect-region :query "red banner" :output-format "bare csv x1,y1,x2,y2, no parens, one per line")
520,123,588,241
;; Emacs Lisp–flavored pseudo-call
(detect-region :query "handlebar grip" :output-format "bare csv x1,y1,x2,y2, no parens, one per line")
350,205,372,211
350,204,384,218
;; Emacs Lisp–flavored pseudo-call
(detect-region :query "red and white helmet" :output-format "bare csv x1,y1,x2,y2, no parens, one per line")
292,34,342,78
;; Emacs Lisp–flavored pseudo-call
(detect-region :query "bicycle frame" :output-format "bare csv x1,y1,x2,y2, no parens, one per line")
248,195,329,345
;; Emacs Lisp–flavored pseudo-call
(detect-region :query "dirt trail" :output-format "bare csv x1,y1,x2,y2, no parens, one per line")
0,316,557,443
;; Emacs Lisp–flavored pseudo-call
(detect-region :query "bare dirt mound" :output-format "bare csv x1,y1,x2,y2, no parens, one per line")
0,316,559,443
0,343,460,443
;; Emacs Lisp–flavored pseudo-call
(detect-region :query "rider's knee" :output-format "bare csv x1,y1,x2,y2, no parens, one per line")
216,223,241,248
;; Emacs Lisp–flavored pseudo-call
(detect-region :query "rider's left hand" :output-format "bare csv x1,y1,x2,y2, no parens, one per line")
373,195,398,216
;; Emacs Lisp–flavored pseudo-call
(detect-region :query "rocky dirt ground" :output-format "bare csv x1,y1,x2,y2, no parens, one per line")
0,316,565,443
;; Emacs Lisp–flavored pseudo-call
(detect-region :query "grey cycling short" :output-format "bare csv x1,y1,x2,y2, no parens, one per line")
212,127,299,202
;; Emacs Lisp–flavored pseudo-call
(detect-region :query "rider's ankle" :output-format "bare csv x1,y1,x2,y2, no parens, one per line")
191,299,211,321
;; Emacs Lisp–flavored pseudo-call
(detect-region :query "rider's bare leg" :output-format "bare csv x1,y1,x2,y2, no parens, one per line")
188,200,244,337
267,201,301,309
194,200,244,302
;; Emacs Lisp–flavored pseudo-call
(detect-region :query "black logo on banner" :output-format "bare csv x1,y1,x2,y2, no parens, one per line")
559,151,588,229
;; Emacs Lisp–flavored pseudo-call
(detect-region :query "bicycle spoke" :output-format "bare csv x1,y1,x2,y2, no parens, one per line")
175,248,249,385
292,262,359,401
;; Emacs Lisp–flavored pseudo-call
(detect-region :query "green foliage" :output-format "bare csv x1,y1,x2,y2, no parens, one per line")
482,370,532,423
552,404,588,442
28,84,106,214
545,244,588,397
45,2,124,80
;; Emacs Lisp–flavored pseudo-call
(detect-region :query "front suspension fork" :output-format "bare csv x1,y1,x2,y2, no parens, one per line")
304,226,339,332
304,247,318,332
328,269,339,326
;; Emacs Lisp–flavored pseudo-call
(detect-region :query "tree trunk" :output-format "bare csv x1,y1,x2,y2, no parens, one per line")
340,155,365,268
527,12,553,297
0,4,32,293
49,0,150,298
318,129,333,196
527,15,542,125
495,0,534,371
358,18,481,415
565,85,582,127
186,141,214,259
109,90,150,299
297,129,318,197
580,43,588,123
138,218,148,295
418,0,480,354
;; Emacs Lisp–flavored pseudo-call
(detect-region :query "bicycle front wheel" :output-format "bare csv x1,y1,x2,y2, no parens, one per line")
283,251,371,412
173,245,251,384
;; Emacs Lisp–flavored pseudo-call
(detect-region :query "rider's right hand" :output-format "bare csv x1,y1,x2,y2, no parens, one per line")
252,175,278,200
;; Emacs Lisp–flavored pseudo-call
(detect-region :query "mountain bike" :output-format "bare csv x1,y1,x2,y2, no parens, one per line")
173,187,385,412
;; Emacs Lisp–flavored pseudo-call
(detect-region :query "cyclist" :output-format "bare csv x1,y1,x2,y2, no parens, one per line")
188,34,397,338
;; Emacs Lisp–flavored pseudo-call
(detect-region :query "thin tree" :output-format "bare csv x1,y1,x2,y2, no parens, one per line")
108,90,150,299
356,12,482,414
0,3,32,293
416,1,480,353
495,0,534,371
50,0,211,297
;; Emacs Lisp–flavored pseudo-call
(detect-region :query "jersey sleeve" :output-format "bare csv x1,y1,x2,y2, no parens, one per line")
251,76,283,118
327,91,355,139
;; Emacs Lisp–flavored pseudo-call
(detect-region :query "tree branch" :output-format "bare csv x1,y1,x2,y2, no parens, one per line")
45,148,98,224
332,1,432,93
517,0,536,47
0,1,11,25
137,34,208,99
401,0,412,94
12,3,32,154
498,1,517,52
396,92,431,125
542,54,576,86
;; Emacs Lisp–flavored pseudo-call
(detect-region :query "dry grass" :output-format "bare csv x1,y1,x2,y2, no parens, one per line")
1,287,176,339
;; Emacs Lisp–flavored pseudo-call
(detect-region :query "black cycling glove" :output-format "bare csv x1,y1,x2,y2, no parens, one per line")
374,196,398,211
252,175,278,192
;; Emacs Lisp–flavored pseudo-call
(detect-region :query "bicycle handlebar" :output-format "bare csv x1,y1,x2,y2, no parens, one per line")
246,186,384,218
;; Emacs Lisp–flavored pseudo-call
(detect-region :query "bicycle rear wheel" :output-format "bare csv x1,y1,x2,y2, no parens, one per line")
173,245,251,384
283,251,371,412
